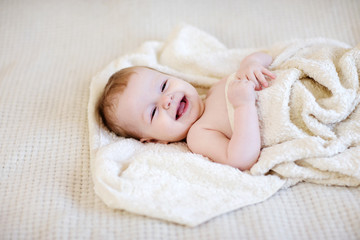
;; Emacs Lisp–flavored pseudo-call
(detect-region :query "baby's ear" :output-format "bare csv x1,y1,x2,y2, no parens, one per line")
140,138,168,144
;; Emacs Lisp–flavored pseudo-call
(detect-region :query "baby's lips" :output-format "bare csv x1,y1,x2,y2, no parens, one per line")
175,96,187,120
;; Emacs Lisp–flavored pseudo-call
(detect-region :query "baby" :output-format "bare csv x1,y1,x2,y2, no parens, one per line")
98,52,275,170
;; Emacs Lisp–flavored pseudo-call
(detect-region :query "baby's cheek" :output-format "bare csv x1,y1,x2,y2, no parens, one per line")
168,122,188,140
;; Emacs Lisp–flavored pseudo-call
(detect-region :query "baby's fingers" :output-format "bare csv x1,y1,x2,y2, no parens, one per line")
254,70,268,88
246,73,261,90
262,68,276,79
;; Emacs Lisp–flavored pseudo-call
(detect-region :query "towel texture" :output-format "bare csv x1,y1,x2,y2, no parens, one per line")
250,39,360,186
88,25,360,226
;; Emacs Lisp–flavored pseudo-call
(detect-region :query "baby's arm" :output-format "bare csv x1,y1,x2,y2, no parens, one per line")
187,83,260,171
226,79,260,170
228,52,275,169
187,52,274,170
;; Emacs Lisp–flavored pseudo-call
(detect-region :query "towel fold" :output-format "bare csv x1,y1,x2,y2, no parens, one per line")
88,25,360,227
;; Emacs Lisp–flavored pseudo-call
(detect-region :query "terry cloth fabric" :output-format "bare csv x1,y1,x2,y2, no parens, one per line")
88,25,360,227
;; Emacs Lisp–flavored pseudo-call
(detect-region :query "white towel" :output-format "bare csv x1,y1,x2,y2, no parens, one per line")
88,25,360,227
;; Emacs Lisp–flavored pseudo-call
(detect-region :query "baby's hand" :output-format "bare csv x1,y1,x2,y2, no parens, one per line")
236,53,276,90
227,79,256,108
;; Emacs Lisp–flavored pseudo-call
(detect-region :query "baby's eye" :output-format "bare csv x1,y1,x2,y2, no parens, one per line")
151,107,157,121
161,80,168,92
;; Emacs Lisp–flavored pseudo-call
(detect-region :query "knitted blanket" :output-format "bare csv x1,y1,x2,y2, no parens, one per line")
88,25,360,226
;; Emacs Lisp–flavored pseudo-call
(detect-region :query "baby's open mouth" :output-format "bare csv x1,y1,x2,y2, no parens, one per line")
176,96,188,120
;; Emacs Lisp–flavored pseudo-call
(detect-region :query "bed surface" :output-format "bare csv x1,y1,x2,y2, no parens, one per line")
1,0,359,239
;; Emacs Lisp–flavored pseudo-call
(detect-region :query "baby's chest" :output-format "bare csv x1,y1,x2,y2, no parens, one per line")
202,82,232,138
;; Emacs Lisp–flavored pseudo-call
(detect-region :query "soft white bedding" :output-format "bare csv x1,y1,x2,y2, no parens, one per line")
89,25,360,226
1,0,360,239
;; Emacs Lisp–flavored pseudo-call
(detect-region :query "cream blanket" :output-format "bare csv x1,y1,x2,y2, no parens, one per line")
88,25,360,227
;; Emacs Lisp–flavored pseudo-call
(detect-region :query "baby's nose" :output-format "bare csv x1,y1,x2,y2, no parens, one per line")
161,94,173,110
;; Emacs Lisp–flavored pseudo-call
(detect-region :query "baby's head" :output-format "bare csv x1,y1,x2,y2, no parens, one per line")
98,66,204,143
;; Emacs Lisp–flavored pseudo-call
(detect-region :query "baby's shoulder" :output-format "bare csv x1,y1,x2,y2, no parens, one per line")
186,113,230,156
186,118,214,154
187,115,210,140
186,110,226,142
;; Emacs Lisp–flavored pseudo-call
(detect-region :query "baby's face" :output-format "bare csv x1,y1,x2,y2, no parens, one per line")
115,67,204,143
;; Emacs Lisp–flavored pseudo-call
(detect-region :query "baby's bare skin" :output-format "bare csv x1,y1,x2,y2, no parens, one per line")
189,77,233,141
187,52,275,170
106,52,275,170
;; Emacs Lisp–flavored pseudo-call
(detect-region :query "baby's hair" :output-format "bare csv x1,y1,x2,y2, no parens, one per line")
98,66,160,138
98,66,138,138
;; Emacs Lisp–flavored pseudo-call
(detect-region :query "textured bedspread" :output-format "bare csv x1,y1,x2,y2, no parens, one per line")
1,0,360,239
